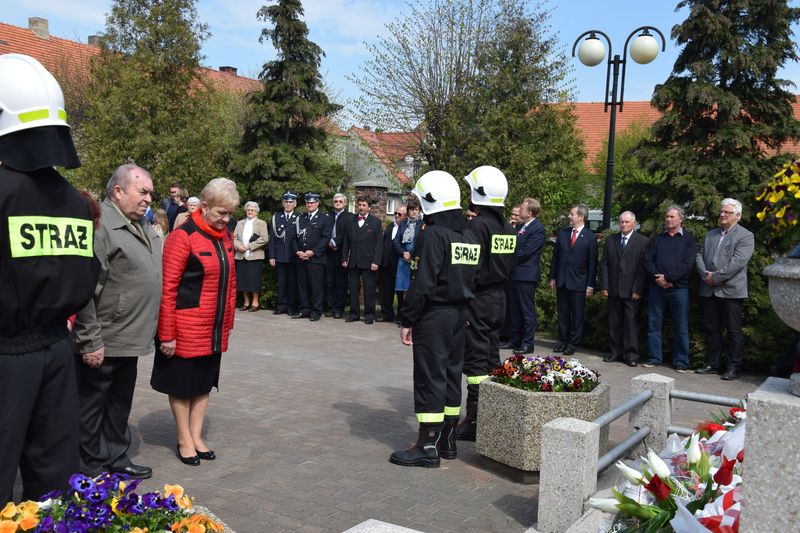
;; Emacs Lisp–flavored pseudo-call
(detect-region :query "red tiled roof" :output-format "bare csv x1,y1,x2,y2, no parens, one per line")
569,99,800,166
0,21,260,94
568,101,662,167
349,126,422,185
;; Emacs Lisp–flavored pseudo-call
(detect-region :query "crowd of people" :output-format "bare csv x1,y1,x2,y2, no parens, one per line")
2,52,760,504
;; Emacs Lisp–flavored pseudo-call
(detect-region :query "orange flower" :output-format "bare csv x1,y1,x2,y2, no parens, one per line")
186,524,206,533
17,514,38,531
0,520,17,533
16,504,37,516
0,504,15,520
130,527,149,533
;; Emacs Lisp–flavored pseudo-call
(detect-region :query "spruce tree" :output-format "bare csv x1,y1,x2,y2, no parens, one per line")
225,0,344,211
637,0,800,221
80,0,231,195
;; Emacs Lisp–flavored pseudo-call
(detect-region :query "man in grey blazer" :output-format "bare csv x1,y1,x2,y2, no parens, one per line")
695,198,754,380
598,211,649,367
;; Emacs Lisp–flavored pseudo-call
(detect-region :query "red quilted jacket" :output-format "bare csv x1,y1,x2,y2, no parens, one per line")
158,216,236,357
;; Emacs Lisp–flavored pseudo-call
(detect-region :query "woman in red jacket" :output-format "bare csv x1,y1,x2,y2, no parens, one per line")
152,177,239,465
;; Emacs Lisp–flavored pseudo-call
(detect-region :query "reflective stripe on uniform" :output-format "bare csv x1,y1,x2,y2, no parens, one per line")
466,375,489,385
444,405,460,416
443,200,458,207
416,412,445,423
7,216,94,258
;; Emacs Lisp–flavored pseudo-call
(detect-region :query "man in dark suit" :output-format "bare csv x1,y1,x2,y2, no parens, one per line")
268,192,299,315
292,192,332,321
695,198,754,380
501,198,546,354
379,205,406,322
549,203,598,355
598,211,649,367
342,196,383,324
326,193,354,319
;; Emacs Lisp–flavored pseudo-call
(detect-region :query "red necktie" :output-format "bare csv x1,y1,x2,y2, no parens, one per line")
358,215,365,221
570,229,578,247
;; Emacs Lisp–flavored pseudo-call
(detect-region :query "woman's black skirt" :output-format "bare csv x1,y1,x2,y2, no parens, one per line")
235,259,263,292
151,348,221,399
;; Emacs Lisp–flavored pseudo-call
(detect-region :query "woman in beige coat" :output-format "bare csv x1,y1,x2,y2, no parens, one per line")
233,201,268,311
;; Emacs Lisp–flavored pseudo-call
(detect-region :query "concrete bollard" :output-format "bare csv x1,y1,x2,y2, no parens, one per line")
536,417,600,533
628,373,674,456
739,377,800,530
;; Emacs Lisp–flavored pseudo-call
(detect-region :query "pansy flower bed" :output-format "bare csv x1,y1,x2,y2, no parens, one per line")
489,354,600,392
0,472,221,532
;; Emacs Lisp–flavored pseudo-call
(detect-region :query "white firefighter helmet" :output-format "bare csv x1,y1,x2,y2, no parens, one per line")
464,165,508,207
0,54,70,138
412,170,462,215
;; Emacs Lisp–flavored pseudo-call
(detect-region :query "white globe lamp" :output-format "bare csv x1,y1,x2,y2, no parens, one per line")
630,33,659,64
577,36,605,67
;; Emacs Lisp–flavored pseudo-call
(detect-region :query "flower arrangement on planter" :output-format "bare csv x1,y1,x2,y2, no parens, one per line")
591,406,746,532
0,472,222,533
756,160,800,244
489,353,600,392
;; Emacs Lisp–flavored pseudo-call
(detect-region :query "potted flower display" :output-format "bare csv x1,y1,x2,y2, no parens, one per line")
475,354,610,474
0,472,223,533
757,160,800,331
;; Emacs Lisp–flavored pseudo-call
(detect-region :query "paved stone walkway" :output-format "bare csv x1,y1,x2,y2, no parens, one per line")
14,310,762,532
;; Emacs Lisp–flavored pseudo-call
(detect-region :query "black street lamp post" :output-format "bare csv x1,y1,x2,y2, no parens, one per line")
571,26,666,230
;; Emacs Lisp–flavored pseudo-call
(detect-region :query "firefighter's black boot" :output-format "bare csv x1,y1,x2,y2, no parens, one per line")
439,415,458,460
389,423,442,468
456,385,480,441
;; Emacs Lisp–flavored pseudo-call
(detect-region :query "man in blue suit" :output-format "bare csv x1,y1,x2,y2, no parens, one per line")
549,203,598,355
500,198,546,354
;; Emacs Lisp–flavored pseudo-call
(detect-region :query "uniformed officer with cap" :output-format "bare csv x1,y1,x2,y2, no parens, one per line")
456,166,517,441
268,191,299,315
0,54,98,502
292,192,332,321
389,171,481,468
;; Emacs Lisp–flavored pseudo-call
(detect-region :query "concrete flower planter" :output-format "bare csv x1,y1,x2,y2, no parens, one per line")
475,379,610,473
763,248,800,332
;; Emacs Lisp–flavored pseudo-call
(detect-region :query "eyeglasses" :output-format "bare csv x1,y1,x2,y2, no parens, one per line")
394,214,403,217
719,210,736,216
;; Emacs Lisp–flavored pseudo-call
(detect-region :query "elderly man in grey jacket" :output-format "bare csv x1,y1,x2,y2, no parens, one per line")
74,164,163,479
695,198,754,380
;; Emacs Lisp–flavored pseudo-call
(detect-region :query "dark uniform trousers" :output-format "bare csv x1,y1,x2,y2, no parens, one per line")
75,356,138,476
326,253,348,315
463,287,506,393
607,296,642,363
349,268,377,319
297,261,325,316
276,262,297,314
557,287,586,348
413,306,466,419
379,262,398,320
508,281,538,347
0,338,79,503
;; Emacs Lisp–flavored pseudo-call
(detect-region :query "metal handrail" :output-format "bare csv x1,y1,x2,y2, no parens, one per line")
593,389,653,428
667,424,693,436
670,389,740,407
597,426,651,471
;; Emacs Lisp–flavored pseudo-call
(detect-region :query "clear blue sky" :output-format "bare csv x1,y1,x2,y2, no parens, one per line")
4,0,800,124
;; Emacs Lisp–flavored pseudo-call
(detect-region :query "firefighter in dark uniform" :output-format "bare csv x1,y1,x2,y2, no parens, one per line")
456,166,517,441
0,54,98,503
292,192,332,321
390,171,481,468
268,191,299,315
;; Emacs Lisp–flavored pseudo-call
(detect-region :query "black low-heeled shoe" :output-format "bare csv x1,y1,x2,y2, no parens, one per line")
197,450,216,460
176,443,200,466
